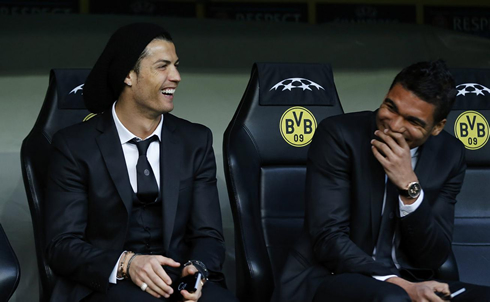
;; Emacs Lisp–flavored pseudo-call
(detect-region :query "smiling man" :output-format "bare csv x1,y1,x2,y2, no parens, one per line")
274,60,490,302
45,23,237,302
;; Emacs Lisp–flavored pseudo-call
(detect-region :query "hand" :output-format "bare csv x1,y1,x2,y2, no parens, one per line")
371,129,418,201
180,265,203,302
387,277,450,302
128,254,180,299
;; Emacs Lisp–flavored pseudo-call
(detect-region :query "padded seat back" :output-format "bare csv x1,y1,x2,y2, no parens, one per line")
445,68,490,286
223,63,343,302
21,69,92,301
0,224,21,302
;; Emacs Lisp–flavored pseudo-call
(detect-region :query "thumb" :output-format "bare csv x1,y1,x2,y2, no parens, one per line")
183,265,199,277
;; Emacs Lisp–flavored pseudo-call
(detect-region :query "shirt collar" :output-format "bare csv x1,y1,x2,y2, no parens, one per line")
410,147,419,159
112,101,163,144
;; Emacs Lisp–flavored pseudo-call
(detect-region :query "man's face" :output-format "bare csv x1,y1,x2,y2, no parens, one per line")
125,39,181,117
376,83,446,149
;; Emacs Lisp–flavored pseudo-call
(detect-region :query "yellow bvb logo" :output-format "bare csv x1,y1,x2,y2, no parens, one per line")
279,106,317,147
454,110,489,150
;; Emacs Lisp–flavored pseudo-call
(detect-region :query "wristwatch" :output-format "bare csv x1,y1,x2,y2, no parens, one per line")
399,182,421,199
184,260,209,281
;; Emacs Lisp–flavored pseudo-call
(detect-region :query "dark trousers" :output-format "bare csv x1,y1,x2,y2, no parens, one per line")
313,273,490,302
84,279,238,302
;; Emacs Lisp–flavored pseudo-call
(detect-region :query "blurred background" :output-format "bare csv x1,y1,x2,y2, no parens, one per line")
1,0,490,301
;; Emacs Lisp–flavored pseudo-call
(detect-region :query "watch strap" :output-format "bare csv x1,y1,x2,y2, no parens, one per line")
184,260,209,280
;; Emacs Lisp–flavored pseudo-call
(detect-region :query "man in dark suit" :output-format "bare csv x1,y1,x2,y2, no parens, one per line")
45,23,237,302
273,60,490,301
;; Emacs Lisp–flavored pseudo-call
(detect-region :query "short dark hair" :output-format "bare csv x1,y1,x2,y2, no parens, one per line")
390,60,456,124
133,34,173,74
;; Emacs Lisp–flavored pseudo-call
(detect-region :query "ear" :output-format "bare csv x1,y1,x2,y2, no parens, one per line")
431,118,446,136
124,70,136,87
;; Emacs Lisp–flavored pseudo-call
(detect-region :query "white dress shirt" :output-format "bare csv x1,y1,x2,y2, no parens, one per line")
109,101,163,283
373,147,424,281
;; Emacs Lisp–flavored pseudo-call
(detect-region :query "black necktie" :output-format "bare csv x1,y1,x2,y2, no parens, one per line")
129,135,159,204
376,178,398,266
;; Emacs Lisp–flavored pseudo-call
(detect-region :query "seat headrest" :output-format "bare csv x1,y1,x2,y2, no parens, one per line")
447,68,490,166
227,63,343,164
52,69,91,109
34,69,92,143
452,69,490,110
257,63,338,106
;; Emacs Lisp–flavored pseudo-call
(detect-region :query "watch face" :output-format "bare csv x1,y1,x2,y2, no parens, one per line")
408,182,421,198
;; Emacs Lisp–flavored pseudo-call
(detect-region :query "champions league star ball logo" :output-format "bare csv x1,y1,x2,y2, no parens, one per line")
456,83,490,97
69,84,84,95
270,78,325,92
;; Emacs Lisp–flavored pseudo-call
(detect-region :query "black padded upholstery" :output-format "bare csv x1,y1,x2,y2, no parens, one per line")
21,69,92,302
0,224,20,302
445,68,490,286
223,63,344,302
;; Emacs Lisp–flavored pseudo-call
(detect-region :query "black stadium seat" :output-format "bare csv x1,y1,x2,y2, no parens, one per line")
223,63,344,302
445,68,490,287
21,69,91,302
0,223,21,302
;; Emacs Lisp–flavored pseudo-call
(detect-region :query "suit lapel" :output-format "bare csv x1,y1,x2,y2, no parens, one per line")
413,136,434,186
160,114,182,252
95,112,134,216
368,111,388,246
369,157,386,246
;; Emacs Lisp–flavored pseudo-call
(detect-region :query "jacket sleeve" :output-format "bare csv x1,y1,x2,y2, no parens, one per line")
398,139,466,269
45,131,120,293
306,120,396,276
187,128,226,280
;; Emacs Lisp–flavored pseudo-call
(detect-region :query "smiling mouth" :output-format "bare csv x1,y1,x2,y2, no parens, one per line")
161,88,175,95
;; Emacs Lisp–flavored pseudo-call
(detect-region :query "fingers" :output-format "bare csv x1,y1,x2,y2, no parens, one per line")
371,138,392,159
136,281,161,299
377,128,409,149
371,129,408,158
414,285,443,302
142,280,168,299
387,129,408,148
148,255,180,285
181,278,203,302
371,129,417,188
371,137,399,171
181,266,203,302
418,281,449,302
371,143,388,166
428,281,451,296
371,135,399,165
425,291,444,302
147,267,173,298
162,256,181,268
130,255,181,298
181,289,202,302
152,257,175,286
134,269,173,299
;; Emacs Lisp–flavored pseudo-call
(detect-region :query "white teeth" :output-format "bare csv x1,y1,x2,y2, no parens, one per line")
161,88,175,95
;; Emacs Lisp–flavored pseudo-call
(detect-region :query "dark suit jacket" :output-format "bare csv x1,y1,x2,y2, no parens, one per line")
272,111,466,302
45,111,225,302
